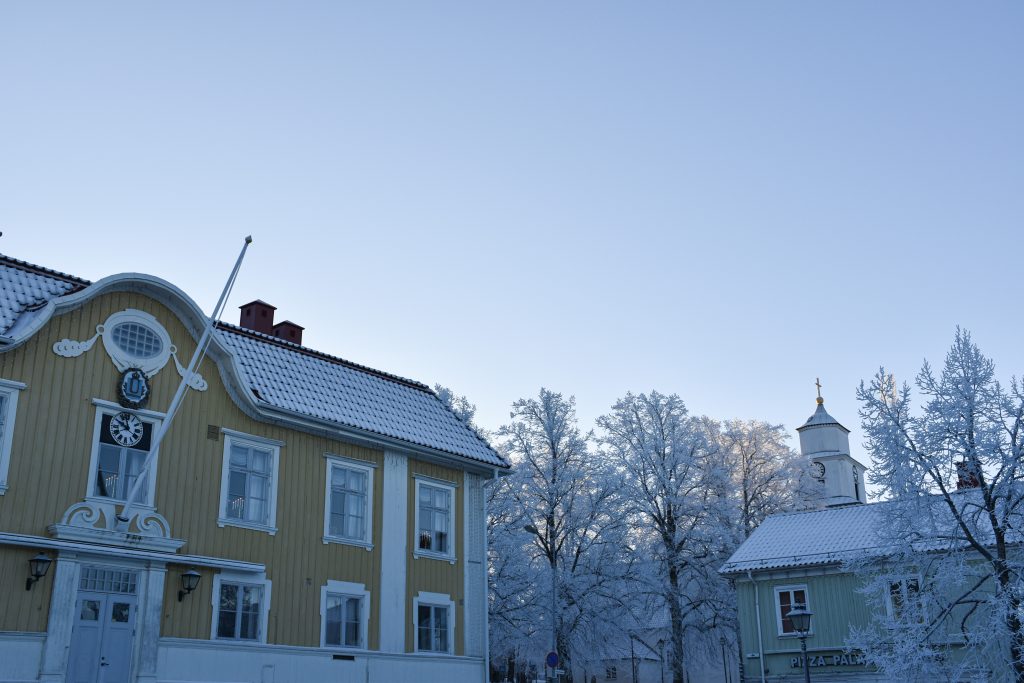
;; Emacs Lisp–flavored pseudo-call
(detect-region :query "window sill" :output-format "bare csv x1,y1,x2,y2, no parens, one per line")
213,637,267,646
217,517,278,536
86,496,155,511
322,536,373,551
777,632,815,639
322,643,369,653
413,550,457,565
412,650,455,657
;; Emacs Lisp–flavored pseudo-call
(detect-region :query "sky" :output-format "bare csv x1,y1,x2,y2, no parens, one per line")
2,2,1022,473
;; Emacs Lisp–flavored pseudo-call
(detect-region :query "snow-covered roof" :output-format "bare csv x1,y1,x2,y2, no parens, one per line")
720,503,886,574
218,324,503,465
721,486,1024,575
0,256,87,335
0,254,506,468
797,401,850,432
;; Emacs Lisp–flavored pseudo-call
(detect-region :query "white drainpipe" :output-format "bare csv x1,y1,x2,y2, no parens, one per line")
747,570,766,683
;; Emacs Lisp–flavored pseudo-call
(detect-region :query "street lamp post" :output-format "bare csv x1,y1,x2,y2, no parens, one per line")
719,635,730,683
630,633,638,683
785,605,813,683
525,523,558,681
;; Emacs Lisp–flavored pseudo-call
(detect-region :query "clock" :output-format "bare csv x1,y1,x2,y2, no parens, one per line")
109,411,144,448
811,461,825,479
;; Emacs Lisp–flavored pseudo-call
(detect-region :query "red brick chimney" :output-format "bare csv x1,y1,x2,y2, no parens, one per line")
272,321,304,346
239,300,276,334
956,461,981,490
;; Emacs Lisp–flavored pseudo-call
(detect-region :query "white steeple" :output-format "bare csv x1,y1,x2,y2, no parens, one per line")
797,381,867,507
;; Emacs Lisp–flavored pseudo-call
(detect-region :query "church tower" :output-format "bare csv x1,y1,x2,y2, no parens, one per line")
797,381,868,507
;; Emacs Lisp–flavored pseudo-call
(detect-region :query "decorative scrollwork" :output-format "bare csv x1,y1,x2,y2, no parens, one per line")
173,352,208,391
52,311,207,393
63,500,109,528
133,510,172,536
52,326,101,358
50,499,184,552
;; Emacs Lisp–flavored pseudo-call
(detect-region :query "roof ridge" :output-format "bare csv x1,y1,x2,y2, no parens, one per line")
0,253,92,287
215,321,433,393
767,500,885,520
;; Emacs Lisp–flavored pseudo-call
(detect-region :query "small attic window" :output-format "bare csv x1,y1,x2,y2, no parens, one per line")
111,322,164,360
98,310,174,377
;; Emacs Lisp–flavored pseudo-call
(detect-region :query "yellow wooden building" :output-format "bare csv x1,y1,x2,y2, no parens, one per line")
0,254,507,683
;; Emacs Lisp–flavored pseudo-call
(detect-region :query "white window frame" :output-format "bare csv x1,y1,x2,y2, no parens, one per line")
412,591,455,655
774,584,811,637
217,429,282,535
86,400,164,508
320,579,370,650
413,475,457,563
0,378,26,494
211,571,272,644
322,455,375,549
99,309,174,377
885,574,924,620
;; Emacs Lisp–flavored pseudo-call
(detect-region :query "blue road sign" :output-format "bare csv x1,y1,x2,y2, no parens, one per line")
545,651,559,669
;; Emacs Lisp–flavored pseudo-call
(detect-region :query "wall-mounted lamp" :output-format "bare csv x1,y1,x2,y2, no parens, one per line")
178,568,201,602
25,553,52,591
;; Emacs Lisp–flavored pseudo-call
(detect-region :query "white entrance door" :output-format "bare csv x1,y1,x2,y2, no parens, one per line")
67,567,139,683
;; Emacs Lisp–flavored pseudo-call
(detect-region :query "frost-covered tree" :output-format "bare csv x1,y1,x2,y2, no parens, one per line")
713,419,820,681
598,391,732,683
847,330,1024,683
486,470,543,673
717,419,820,539
434,384,480,430
500,389,632,680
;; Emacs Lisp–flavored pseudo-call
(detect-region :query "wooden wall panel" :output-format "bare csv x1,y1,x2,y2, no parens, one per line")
162,564,216,639
740,571,876,654
0,546,52,632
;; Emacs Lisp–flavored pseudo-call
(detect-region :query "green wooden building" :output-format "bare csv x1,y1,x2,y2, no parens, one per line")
720,395,884,683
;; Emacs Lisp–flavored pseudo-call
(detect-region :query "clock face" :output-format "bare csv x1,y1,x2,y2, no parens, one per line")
811,461,825,479
109,412,144,448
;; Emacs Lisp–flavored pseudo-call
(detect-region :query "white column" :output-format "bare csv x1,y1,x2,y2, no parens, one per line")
39,553,81,683
379,450,408,652
136,563,166,683
463,473,485,657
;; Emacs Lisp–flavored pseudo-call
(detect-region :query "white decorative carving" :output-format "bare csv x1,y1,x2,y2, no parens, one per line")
100,310,173,375
52,325,102,357
64,501,105,528
51,309,207,391
173,352,208,391
134,509,173,537
49,499,185,552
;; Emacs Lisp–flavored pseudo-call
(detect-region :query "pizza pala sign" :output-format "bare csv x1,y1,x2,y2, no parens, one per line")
790,652,867,668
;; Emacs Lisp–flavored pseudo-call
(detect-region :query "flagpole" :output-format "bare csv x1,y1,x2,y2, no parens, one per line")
117,236,253,524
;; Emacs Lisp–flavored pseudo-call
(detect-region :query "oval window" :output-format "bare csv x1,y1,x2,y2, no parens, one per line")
111,322,164,360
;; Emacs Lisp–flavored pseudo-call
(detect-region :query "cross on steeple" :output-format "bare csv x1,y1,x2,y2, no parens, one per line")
815,378,824,404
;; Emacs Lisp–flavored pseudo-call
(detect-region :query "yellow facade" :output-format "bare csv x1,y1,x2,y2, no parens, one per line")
0,287,478,657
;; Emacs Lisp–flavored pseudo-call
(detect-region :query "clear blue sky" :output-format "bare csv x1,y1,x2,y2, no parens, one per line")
2,2,1022,470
